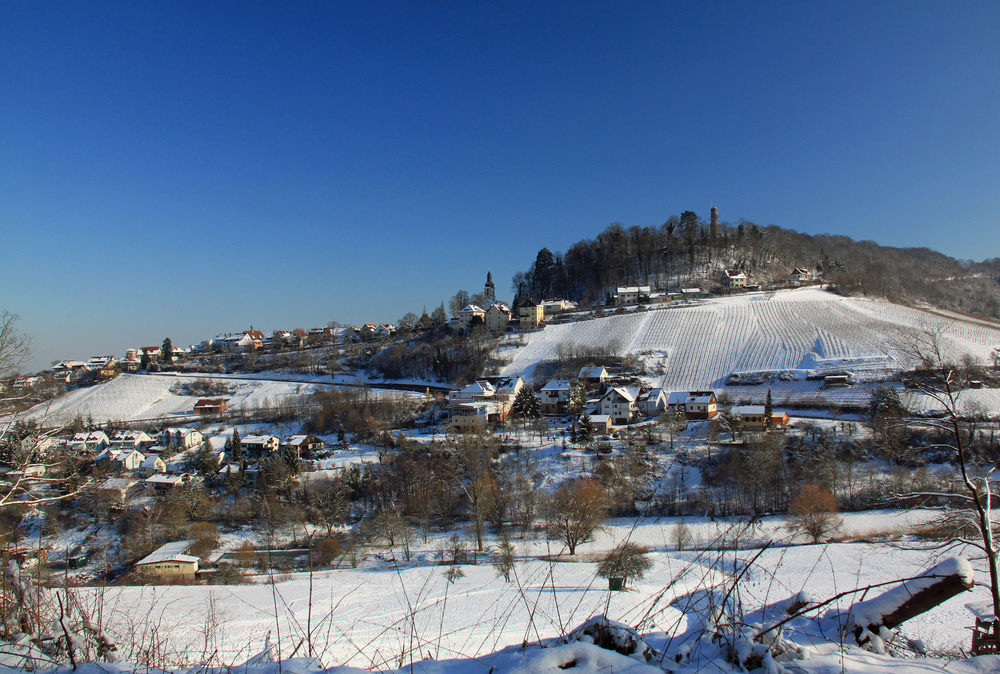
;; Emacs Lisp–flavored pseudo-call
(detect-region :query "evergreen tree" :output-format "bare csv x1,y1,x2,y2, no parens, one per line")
140,351,151,370
578,412,595,445
764,388,774,429
161,337,173,364
512,387,541,421
230,428,242,462
196,439,220,474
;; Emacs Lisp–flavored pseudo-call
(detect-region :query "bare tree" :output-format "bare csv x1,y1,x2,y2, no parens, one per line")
546,477,607,555
902,326,1000,617
786,484,842,543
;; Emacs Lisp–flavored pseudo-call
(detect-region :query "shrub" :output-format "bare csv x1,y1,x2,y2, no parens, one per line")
787,484,842,543
596,542,652,589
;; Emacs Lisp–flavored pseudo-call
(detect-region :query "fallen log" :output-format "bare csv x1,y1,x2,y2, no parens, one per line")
846,557,974,651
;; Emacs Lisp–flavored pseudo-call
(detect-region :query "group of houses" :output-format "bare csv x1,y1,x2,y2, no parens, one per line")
449,272,578,334
48,426,330,506
447,364,788,434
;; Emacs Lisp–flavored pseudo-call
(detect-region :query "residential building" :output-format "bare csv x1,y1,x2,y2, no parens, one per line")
159,428,204,450
723,270,748,288
484,302,513,333
194,398,228,415
684,391,718,419
540,380,572,415
281,434,325,460
598,387,640,425
578,366,609,384
614,286,651,306
517,298,544,330
134,541,199,580
241,434,281,459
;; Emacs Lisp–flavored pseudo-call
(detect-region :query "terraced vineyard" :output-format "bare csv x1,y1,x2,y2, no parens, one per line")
502,288,1000,405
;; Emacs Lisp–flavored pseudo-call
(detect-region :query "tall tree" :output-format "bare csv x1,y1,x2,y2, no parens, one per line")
764,388,774,430
161,337,173,364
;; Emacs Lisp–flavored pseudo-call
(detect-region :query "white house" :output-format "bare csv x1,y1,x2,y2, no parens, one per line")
540,380,572,415
599,387,641,425
241,434,281,459
615,286,651,306
159,428,204,450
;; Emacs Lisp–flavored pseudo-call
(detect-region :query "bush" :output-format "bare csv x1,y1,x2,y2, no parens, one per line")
596,543,652,589
786,484,842,543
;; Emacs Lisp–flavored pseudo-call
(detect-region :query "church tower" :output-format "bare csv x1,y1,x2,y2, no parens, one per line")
710,206,720,239
484,269,496,304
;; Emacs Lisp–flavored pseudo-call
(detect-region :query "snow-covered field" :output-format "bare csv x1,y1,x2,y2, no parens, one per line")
501,288,1000,408
20,374,415,426
69,513,996,673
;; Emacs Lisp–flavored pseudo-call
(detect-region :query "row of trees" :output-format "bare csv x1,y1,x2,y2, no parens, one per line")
509,214,1000,320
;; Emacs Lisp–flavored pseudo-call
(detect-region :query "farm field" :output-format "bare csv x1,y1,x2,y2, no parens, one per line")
502,288,1000,407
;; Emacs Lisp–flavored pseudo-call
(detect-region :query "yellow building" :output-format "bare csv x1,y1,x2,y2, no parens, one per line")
517,298,544,330
134,541,199,580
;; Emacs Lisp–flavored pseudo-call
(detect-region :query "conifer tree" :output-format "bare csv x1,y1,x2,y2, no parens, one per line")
764,388,773,429
161,337,173,364
230,428,242,462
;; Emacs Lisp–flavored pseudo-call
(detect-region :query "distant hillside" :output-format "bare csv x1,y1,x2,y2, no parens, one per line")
511,212,1000,320
500,288,1000,410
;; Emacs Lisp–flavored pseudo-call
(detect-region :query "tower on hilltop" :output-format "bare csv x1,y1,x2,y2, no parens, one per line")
710,206,720,239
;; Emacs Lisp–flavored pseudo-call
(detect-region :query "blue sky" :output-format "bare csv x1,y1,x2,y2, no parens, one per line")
3,2,999,372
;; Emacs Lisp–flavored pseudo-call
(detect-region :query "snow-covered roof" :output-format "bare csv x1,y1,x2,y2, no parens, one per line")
541,380,572,391
242,434,279,444
665,391,689,405
135,541,199,566
732,405,765,415
578,366,607,379
602,387,639,402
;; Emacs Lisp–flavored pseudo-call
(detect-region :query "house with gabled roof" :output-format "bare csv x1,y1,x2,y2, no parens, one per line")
70,431,110,454
281,434,324,460
723,270,748,288
636,388,667,416
578,366,609,384
134,541,199,579
242,434,281,459
790,267,815,285
194,399,227,415
484,302,513,333
540,380,572,415
109,430,153,450
159,427,204,450
614,286,651,306
599,387,641,425
684,391,718,419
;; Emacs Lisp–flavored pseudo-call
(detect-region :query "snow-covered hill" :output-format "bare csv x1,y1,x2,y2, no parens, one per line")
502,288,1000,408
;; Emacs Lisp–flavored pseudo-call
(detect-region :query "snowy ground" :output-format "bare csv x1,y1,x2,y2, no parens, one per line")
66,513,997,673
19,373,420,426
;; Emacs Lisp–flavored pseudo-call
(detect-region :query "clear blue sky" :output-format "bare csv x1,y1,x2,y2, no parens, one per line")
3,1,999,372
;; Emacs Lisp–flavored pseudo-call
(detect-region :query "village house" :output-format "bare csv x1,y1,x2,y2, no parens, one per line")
517,298,544,330
684,391,718,419
193,398,228,415
723,270,748,289
69,431,110,454
636,388,667,416
375,324,397,340
281,434,325,460
159,428,204,450
731,405,789,429
451,305,486,331
241,434,281,459
598,387,640,425
614,286,651,306
139,454,167,477
540,380,572,415
578,366,609,385
96,477,142,509
540,298,578,314
133,541,199,580
109,430,153,450
308,327,336,344
484,302,513,333
789,267,815,285
449,401,501,433
95,447,146,472
145,473,196,495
